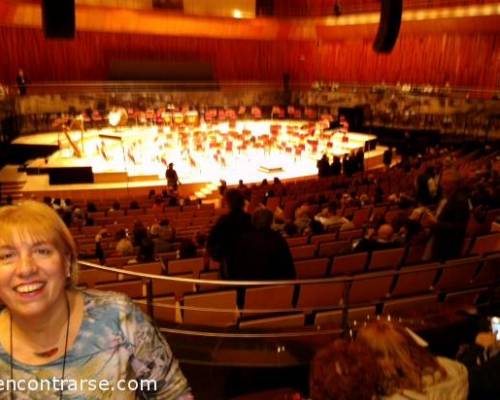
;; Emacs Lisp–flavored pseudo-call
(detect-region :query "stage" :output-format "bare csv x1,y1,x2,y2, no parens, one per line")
6,120,385,199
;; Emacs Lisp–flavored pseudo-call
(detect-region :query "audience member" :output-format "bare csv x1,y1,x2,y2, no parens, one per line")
115,228,134,256
207,189,252,279
354,224,400,252
357,320,468,400
423,169,470,261
310,339,380,400
231,209,295,280
314,201,351,231
132,220,148,248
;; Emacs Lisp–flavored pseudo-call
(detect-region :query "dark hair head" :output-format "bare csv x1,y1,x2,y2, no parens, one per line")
225,189,245,211
252,209,274,231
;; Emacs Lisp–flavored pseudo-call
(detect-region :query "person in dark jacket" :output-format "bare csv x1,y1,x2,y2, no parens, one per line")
424,169,470,261
206,189,252,279
231,209,296,281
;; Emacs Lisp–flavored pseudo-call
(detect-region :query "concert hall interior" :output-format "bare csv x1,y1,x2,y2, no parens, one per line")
0,1,499,399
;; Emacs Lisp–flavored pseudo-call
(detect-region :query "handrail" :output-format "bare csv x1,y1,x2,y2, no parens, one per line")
78,259,447,286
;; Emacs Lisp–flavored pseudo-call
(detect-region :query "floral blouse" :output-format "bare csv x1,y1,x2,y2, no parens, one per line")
0,290,191,399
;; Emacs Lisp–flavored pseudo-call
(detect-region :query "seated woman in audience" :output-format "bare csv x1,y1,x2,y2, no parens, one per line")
314,201,351,231
0,201,191,399
310,339,381,400
357,320,468,400
115,228,135,256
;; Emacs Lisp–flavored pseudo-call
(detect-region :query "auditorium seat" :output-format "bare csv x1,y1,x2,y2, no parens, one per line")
122,262,163,278
318,240,350,257
349,274,394,304
368,247,405,271
314,306,375,329
243,285,295,318
197,271,222,292
352,207,372,228
78,269,118,287
294,258,329,278
402,244,426,265
338,229,363,241
391,263,439,297
106,255,137,267
286,236,309,247
152,273,195,298
166,257,205,276
311,233,338,245
296,281,345,312
469,233,500,256
136,296,177,323
444,287,489,309
238,313,305,330
183,290,239,328
330,252,368,275
382,294,439,318
95,280,145,298
290,244,317,260
435,256,481,292
473,253,500,286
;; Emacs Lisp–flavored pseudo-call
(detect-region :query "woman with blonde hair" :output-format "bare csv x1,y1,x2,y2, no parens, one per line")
0,201,191,399
357,320,468,400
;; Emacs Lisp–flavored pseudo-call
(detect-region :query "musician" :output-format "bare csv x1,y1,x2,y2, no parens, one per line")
16,68,27,96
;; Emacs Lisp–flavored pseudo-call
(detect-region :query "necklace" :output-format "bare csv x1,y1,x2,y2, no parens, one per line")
9,293,71,400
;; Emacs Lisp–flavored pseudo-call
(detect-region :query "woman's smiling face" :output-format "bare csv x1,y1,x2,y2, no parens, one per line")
0,232,68,319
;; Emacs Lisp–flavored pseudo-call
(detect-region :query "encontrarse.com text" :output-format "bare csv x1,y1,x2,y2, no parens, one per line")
0,378,157,392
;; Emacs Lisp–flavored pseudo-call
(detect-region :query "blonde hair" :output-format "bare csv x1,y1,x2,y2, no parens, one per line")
356,320,446,395
0,200,78,287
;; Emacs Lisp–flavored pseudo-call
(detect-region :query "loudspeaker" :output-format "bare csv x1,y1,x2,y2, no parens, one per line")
373,0,402,53
42,0,75,39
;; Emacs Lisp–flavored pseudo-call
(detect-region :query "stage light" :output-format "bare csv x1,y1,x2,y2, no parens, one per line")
233,9,242,19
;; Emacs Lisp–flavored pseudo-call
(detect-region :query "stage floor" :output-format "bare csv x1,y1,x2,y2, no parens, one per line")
9,120,385,196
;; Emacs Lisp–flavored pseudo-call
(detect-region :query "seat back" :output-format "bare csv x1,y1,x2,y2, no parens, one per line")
469,233,500,256
183,290,239,327
243,285,295,317
349,274,393,304
331,252,368,275
368,247,405,271
167,257,205,276
391,263,439,297
296,282,346,311
239,313,305,330
436,257,481,292
318,240,350,257
294,258,329,278
290,244,317,260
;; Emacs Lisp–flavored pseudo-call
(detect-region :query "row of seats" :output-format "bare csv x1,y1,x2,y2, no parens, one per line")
77,250,500,330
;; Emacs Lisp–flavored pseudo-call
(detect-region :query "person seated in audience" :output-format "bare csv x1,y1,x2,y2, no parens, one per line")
132,220,148,248
129,200,140,210
151,196,165,213
317,154,330,178
314,201,351,231
294,207,312,234
115,228,134,256
108,201,121,214
357,320,468,400
136,236,155,263
151,222,174,254
231,209,295,281
310,339,381,400
282,222,298,238
456,319,500,400
353,224,400,252
52,198,63,212
178,238,197,259
304,219,325,236
86,201,97,213
207,189,252,279
0,201,191,399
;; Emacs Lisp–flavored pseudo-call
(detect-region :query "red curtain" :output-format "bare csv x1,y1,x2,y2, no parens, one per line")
0,26,498,88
